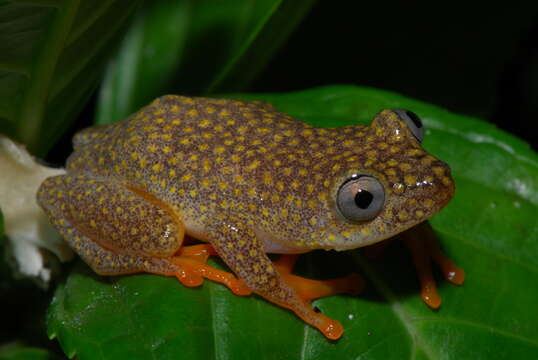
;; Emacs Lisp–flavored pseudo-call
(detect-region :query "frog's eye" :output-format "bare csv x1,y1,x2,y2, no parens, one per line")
337,175,385,223
394,109,424,143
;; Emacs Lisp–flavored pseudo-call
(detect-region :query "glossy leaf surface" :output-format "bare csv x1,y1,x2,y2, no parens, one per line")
95,0,315,125
0,0,141,155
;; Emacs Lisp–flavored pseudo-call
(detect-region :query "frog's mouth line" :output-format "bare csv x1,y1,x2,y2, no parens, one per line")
328,198,452,252
327,219,427,252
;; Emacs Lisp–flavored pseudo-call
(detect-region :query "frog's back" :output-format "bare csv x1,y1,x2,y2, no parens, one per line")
66,95,301,183
72,95,276,147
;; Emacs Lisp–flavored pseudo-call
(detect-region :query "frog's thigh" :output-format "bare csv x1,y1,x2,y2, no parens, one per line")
208,223,344,340
55,223,184,278
38,175,205,285
38,174,184,258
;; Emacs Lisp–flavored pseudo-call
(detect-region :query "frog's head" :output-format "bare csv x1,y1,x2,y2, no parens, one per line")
314,109,455,251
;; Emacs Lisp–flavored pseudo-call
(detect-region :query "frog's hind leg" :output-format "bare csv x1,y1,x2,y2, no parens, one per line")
37,174,203,286
273,255,364,302
401,222,465,309
53,224,204,286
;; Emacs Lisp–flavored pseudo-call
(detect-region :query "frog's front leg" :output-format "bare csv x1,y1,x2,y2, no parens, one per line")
401,222,465,308
208,222,347,340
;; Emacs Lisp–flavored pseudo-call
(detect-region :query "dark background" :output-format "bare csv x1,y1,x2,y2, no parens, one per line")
251,1,538,150
48,1,538,166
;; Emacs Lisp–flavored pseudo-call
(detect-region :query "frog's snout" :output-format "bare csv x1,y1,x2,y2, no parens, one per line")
425,160,455,210
397,159,455,219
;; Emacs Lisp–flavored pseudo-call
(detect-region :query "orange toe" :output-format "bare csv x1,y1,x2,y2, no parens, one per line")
430,249,465,285
174,269,204,287
318,314,344,340
421,281,442,309
446,266,465,285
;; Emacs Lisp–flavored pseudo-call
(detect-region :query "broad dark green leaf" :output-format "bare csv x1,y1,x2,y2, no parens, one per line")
0,0,141,155
48,86,538,359
95,0,315,125
0,343,58,360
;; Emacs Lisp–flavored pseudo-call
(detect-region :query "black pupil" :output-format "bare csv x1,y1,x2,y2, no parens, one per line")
354,189,373,209
406,110,422,128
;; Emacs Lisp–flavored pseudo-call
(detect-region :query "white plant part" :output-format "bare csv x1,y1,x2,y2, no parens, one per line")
0,136,73,286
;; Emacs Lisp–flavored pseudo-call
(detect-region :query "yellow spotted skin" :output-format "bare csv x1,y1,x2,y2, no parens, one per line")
37,95,455,336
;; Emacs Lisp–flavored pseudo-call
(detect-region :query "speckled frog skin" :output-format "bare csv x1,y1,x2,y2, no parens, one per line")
38,95,456,339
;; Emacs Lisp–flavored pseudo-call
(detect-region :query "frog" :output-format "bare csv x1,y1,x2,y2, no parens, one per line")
37,95,464,340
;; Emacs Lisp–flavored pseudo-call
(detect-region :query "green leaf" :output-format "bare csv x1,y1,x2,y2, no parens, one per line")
48,86,538,359
0,0,142,155
95,0,314,125
0,343,58,360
